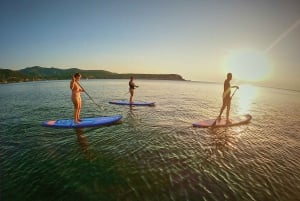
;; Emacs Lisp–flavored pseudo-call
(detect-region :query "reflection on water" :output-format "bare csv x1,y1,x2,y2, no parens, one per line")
207,127,240,159
75,128,95,161
126,105,144,127
236,84,258,114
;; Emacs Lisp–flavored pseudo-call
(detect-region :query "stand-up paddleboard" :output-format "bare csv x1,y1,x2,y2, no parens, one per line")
42,115,122,128
109,100,155,106
193,114,252,128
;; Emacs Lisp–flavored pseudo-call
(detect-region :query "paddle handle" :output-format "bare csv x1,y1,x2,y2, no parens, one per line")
230,87,238,99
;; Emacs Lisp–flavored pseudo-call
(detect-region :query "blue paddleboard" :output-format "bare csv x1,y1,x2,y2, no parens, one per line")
109,100,155,106
193,114,252,128
42,115,122,128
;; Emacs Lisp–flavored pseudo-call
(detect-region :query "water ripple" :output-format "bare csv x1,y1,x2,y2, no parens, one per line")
1,80,300,201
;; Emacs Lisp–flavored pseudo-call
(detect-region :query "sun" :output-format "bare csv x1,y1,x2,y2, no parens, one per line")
223,50,272,82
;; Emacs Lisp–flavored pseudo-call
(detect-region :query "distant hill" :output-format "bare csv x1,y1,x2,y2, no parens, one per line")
0,66,185,83
0,69,26,82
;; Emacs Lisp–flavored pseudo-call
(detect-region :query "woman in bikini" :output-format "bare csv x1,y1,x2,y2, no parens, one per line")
217,73,239,124
70,73,84,124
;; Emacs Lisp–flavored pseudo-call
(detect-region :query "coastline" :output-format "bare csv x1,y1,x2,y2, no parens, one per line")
0,66,185,83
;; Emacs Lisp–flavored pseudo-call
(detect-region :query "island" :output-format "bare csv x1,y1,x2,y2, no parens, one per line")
0,66,185,83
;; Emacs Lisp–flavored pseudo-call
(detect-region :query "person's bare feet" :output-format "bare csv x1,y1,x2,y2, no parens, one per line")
226,119,232,124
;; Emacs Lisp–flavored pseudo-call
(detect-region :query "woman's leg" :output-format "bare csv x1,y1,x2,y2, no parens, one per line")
225,99,231,123
218,98,226,119
77,96,82,121
129,89,134,103
72,98,80,123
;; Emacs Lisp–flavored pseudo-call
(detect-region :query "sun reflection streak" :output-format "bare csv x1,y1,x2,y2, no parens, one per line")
236,84,258,114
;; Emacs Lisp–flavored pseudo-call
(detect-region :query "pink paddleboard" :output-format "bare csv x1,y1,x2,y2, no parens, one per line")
193,114,252,128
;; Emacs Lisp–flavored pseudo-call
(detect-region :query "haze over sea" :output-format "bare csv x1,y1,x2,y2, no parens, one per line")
1,79,300,201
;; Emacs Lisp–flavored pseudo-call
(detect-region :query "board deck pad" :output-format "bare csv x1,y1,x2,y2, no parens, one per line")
193,114,252,128
42,115,122,128
109,100,155,106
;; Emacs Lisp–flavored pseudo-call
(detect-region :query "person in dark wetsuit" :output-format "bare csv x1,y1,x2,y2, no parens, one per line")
217,73,239,124
129,76,138,103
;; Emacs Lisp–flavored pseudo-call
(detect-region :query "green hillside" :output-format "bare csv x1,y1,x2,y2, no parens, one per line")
0,66,185,83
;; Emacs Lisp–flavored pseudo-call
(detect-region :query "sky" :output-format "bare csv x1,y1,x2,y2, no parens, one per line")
1,0,300,90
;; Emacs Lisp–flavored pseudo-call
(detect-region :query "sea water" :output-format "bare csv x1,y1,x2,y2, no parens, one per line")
1,79,300,201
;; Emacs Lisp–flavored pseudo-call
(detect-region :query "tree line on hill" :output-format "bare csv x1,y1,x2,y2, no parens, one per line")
0,66,185,83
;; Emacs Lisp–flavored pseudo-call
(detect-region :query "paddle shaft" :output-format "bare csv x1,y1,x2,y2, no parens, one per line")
211,87,238,127
77,82,104,111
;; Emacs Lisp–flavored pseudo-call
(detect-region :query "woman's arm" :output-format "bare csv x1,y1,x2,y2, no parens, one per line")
70,77,76,90
70,81,74,90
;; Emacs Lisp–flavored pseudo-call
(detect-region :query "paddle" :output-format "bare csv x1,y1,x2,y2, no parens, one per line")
77,82,104,111
211,87,238,127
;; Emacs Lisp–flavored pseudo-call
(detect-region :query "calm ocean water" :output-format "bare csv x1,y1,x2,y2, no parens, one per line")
1,79,300,201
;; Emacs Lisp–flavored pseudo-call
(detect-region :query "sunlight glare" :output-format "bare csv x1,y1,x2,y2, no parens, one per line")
236,84,258,114
224,50,272,82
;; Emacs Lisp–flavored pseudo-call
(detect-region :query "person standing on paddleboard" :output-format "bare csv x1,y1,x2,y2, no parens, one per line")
217,73,239,124
129,76,138,103
70,73,85,124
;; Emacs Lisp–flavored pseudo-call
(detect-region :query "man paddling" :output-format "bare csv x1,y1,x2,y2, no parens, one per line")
215,73,239,125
